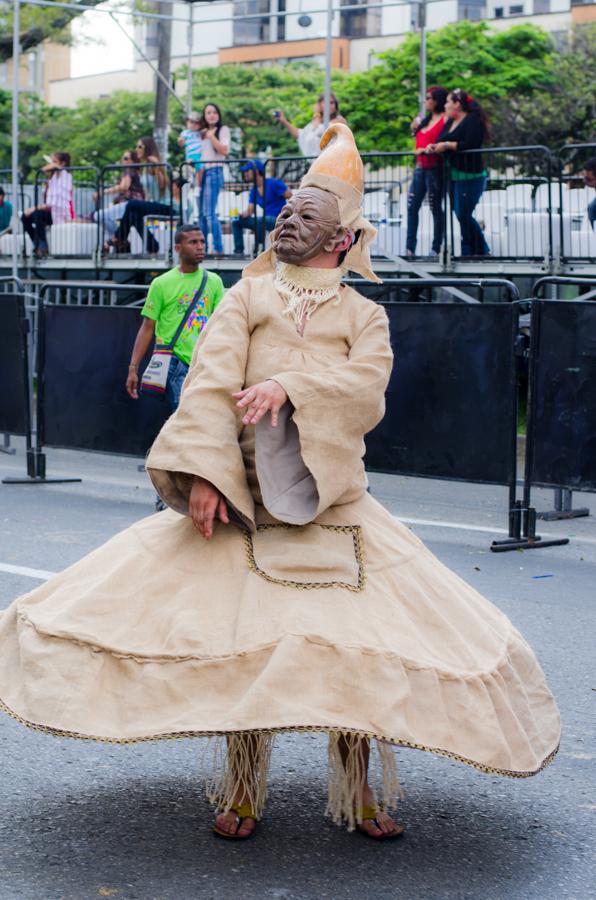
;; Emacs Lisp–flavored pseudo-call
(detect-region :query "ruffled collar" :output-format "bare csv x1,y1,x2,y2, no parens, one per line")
274,262,343,334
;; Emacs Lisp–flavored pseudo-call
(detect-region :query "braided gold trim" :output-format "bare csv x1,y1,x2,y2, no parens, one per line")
243,523,366,592
0,696,558,779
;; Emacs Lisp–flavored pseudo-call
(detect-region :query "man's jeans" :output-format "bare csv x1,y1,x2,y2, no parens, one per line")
232,215,277,254
588,196,596,231
166,355,189,411
451,176,490,256
406,167,444,255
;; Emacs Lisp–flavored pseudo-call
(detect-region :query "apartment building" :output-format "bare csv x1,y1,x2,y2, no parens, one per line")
47,0,596,107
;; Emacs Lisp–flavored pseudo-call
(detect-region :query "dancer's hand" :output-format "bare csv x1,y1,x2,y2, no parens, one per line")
189,476,229,540
233,380,287,427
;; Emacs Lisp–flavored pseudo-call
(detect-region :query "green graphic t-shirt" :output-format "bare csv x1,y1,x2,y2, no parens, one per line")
142,266,225,366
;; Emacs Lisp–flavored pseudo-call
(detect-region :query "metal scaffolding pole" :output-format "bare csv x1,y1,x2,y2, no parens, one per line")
186,1,194,119
323,0,333,128
11,0,20,281
418,0,427,115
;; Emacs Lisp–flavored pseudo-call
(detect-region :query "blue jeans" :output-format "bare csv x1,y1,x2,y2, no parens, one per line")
406,167,444,254
451,176,490,256
588,196,596,231
199,167,224,254
166,355,189,410
232,214,278,254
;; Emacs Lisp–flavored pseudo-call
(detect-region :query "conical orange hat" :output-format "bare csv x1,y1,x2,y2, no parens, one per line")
306,122,364,193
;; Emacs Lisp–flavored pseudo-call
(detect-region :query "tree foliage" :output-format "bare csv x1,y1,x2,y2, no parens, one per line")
1,20,593,176
342,21,556,152
180,61,346,157
0,0,107,62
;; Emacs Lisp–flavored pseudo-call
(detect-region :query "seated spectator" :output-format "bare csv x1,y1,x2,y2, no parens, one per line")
108,178,183,255
94,150,144,241
232,161,291,255
583,157,596,230
0,187,13,233
22,152,73,258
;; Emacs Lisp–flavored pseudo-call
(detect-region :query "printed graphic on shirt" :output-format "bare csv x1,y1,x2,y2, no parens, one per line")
172,290,209,357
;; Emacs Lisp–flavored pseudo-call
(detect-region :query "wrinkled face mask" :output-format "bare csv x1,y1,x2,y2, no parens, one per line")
271,188,347,264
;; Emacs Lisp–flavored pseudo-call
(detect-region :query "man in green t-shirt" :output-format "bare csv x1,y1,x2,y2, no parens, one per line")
126,224,224,409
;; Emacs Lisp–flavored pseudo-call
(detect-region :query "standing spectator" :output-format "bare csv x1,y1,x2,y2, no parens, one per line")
582,157,596,230
94,150,144,242
198,103,230,255
126,224,224,510
0,187,13,233
406,86,447,258
178,111,204,187
126,224,224,408
22,152,73,258
232,161,291,255
276,93,346,158
428,89,490,257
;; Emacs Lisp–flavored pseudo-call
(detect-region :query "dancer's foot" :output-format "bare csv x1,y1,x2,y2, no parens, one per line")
213,802,257,840
356,785,404,840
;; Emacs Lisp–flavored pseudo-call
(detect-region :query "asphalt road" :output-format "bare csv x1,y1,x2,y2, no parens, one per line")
0,443,594,900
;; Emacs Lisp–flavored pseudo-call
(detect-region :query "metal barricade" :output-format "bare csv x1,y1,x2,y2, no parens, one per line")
98,163,175,261
444,146,556,264
27,165,100,260
557,144,596,264
36,282,169,464
346,277,519,304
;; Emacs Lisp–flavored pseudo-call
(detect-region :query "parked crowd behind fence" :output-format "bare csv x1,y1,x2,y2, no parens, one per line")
0,143,594,265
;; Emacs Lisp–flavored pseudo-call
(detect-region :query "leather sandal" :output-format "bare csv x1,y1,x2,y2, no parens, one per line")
356,804,405,841
213,802,257,840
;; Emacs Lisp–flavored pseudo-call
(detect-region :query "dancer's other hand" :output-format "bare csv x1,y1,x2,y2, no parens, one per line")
189,476,229,540
233,380,287,427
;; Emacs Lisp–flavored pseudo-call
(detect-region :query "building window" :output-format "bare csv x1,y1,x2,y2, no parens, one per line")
458,0,486,20
508,4,524,12
533,0,550,10
340,0,382,38
233,0,271,45
494,5,504,13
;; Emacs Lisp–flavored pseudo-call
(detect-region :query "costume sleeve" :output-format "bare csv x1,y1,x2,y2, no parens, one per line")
260,302,393,520
146,282,255,530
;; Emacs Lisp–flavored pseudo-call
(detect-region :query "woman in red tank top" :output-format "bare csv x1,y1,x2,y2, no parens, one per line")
406,86,448,258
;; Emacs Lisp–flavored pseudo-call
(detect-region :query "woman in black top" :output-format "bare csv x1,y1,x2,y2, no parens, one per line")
428,89,490,256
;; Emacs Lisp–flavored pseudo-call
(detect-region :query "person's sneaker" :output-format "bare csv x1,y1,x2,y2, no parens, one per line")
155,498,167,512
428,250,439,258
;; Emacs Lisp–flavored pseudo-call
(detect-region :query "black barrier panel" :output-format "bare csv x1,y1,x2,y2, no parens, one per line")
529,300,596,491
365,303,518,485
0,294,29,436
41,306,169,455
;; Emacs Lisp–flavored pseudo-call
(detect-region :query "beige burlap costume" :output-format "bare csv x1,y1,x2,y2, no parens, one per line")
0,126,560,829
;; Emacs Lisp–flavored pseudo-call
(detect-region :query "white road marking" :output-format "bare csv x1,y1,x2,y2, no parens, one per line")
398,516,508,535
0,562,55,581
398,516,596,546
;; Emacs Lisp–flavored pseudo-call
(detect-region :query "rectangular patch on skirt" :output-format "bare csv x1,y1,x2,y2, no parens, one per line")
243,523,365,592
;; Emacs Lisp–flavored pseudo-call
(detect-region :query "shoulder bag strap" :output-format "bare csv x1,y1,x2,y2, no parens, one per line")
166,268,209,351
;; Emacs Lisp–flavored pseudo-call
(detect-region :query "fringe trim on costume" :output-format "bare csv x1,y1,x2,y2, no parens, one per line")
0,696,560,780
274,261,343,332
203,732,275,821
326,733,402,831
